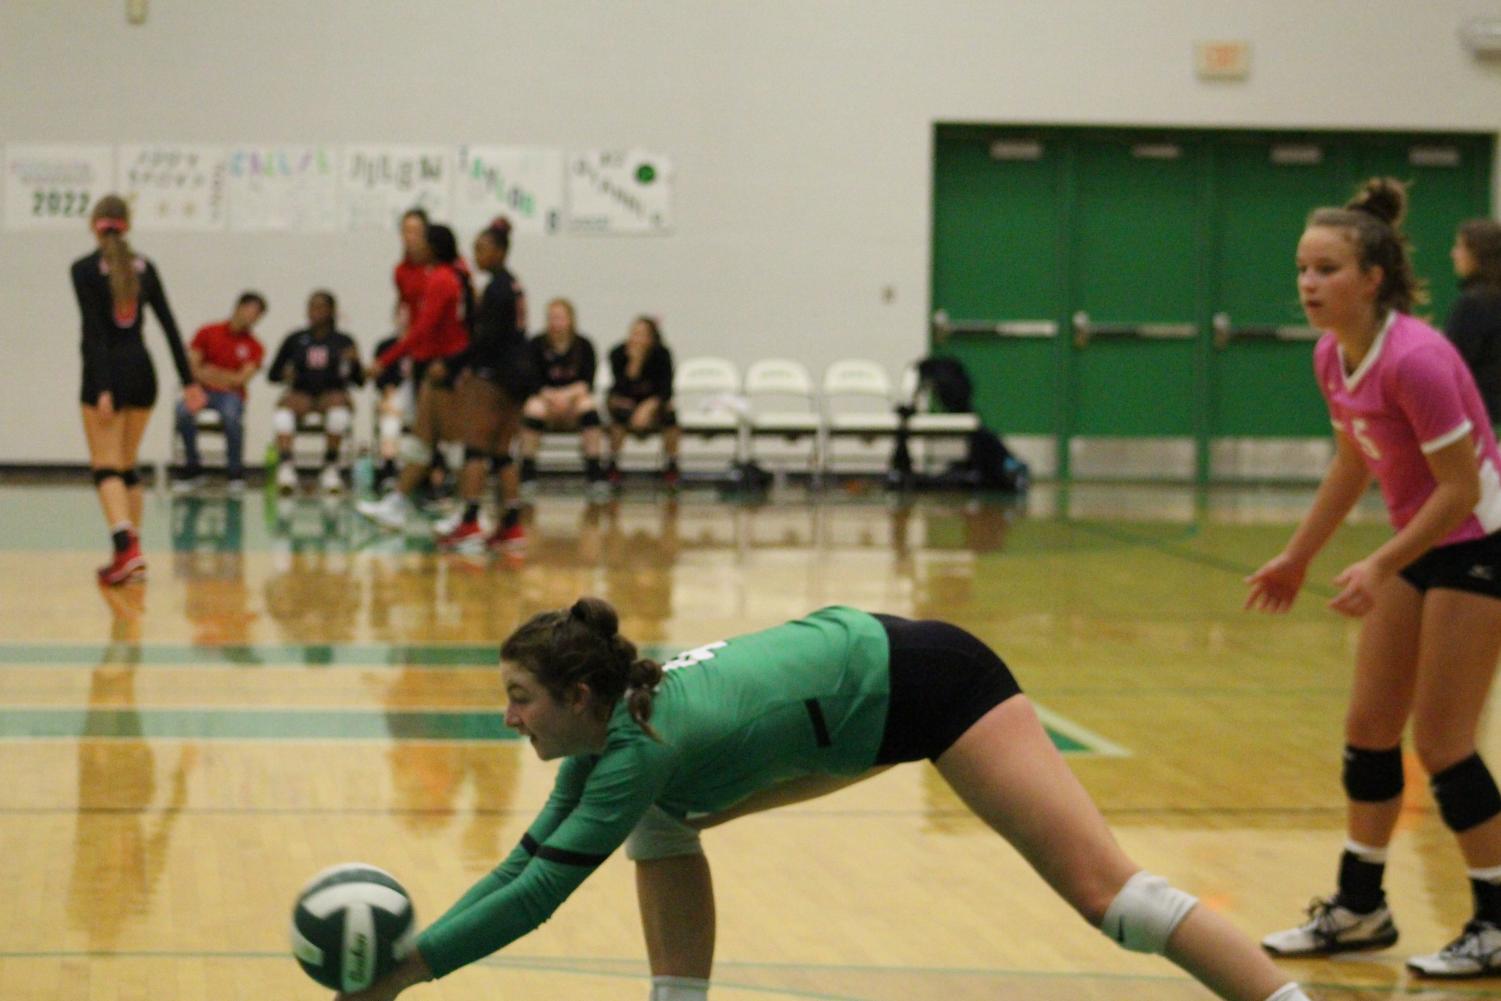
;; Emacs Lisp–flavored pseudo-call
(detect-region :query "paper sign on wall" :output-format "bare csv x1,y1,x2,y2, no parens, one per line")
227,145,340,232
567,149,673,235
341,145,451,232
116,144,228,231
454,146,564,235
3,144,115,231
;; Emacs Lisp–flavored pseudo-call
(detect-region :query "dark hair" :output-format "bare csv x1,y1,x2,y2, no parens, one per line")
500,597,665,738
236,290,268,313
481,216,512,254
632,315,662,349
401,207,429,226
425,223,474,326
1307,177,1427,314
1458,218,1501,292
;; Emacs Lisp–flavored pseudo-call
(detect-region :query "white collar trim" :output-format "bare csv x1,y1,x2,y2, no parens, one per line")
1339,311,1396,392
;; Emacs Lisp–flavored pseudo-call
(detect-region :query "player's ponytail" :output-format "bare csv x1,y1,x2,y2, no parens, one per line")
1307,177,1426,314
90,194,140,314
502,597,664,739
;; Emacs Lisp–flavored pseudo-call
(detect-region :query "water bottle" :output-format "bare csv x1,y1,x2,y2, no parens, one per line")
352,446,375,495
263,441,280,494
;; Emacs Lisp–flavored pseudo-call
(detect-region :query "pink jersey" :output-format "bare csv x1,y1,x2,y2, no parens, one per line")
1315,311,1501,545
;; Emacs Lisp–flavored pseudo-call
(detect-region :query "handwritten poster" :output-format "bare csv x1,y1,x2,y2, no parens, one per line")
454,146,564,235
567,149,673,235
116,144,228,231
226,144,340,232
341,144,451,232
3,144,115,231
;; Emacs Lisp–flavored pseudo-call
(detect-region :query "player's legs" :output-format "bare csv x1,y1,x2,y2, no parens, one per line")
81,404,131,528
118,408,152,528
936,696,1300,1001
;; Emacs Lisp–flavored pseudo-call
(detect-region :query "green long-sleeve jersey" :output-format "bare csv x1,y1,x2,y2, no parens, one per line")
418,605,891,977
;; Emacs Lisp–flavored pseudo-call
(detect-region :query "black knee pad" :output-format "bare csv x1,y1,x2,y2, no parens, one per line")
120,468,140,488
490,453,514,473
1432,753,1501,832
463,446,490,465
1343,744,1404,802
579,410,602,429
522,416,547,432
92,468,123,487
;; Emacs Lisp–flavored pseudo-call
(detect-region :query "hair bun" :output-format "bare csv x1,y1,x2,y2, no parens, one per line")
568,596,619,638
1346,177,1407,228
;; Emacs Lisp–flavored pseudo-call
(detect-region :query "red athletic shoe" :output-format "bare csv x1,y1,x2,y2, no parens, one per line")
97,538,146,586
487,523,526,552
436,520,486,552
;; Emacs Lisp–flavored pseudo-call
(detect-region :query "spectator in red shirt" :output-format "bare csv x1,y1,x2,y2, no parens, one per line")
393,207,430,333
173,291,267,492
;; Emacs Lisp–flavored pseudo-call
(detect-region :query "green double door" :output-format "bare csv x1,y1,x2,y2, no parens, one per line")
932,125,1493,481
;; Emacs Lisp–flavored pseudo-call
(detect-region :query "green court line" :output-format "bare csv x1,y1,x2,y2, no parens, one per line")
0,641,680,667
0,950,1484,997
0,706,1090,752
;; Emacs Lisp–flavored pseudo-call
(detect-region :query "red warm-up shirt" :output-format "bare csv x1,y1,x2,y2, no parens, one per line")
191,322,265,398
378,265,468,367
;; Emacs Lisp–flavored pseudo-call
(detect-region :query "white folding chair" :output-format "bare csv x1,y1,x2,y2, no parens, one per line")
673,356,744,470
822,359,900,473
899,363,980,474
745,358,822,477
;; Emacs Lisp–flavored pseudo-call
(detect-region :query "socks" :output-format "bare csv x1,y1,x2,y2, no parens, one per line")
1264,984,1309,1001
500,503,521,530
462,502,481,526
650,976,708,1001
1470,862,1501,924
585,456,603,481
1335,839,1388,913
110,522,134,554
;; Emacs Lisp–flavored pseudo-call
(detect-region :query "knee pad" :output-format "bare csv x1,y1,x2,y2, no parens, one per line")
324,406,352,436
624,805,704,862
272,408,297,436
1432,753,1501,832
579,409,602,429
463,446,490,465
1343,744,1404,802
398,435,434,467
522,416,547,433
91,468,122,487
491,453,514,473
1100,871,1198,954
379,414,404,442
120,468,140,488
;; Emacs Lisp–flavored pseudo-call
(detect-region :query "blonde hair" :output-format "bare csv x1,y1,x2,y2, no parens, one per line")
90,194,139,311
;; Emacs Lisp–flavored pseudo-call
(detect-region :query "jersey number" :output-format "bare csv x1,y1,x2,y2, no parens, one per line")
661,641,726,672
1349,417,1383,462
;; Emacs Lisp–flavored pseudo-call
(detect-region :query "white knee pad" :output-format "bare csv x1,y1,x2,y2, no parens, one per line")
1099,871,1198,954
272,408,296,436
399,435,433,466
324,406,352,435
379,413,404,443
624,805,704,861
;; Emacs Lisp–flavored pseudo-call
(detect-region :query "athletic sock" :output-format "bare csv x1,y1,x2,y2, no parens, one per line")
110,522,133,554
1470,863,1501,924
650,976,708,1001
1335,839,1388,913
501,504,521,530
462,502,481,525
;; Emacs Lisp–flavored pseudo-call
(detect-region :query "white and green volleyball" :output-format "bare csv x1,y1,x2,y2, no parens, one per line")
290,863,416,992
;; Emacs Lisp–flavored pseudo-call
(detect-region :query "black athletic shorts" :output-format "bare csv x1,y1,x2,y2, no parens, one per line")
1400,531,1501,600
81,342,158,408
874,614,1022,764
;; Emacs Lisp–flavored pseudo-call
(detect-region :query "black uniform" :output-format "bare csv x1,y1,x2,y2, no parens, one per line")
461,266,535,400
1445,278,1501,424
266,328,366,395
607,342,674,406
71,250,193,407
529,333,597,391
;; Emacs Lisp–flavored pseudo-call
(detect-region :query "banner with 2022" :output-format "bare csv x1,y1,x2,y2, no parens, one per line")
3,144,115,231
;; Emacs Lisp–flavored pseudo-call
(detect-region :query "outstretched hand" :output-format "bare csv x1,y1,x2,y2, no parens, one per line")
1328,557,1390,618
1243,553,1307,614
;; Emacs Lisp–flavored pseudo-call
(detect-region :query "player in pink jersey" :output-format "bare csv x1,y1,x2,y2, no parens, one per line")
1249,179,1501,977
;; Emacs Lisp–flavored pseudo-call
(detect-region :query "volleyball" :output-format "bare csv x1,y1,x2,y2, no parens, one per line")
290,863,417,992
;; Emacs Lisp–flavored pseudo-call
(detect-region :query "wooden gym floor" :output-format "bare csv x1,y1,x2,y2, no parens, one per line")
0,480,1496,1001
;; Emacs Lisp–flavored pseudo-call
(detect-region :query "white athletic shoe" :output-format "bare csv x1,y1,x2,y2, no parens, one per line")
355,491,409,530
318,464,343,494
431,508,464,536
1408,921,1501,978
1262,896,1398,956
276,462,299,494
